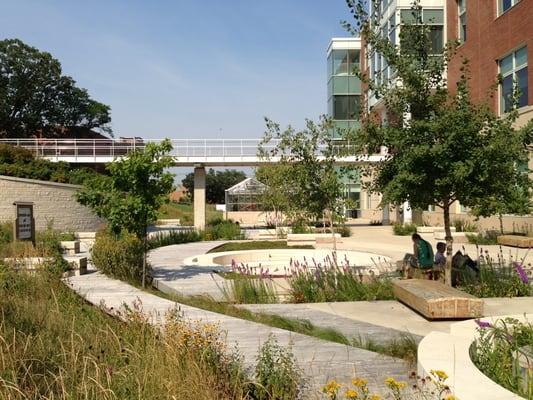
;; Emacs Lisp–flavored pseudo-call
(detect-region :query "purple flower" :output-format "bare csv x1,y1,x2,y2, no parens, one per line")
475,319,492,329
513,262,529,284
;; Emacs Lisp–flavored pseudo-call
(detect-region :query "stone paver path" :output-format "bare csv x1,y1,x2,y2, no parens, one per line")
66,271,410,397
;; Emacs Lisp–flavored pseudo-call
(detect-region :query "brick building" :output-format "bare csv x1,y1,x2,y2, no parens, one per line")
446,0,533,128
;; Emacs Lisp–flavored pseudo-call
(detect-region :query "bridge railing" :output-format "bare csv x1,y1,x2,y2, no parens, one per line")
0,138,362,160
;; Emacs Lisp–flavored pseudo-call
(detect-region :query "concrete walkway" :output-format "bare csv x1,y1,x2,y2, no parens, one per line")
66,271,410,397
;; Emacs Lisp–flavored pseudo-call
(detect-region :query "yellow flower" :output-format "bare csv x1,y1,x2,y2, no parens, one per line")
345,389,358,399
369,395,382,400
384,377,407,390
430,370,449,381
321,380,341,397
351,377,368,388
444,396,457,400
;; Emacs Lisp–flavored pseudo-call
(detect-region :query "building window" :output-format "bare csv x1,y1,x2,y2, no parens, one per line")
500,46,528,113
499,0,521,15
333,95,361,120
458,0,466,42
330,49,359,76
400,8,444,54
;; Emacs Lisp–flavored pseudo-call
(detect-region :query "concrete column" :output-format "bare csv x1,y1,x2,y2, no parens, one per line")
193,166,206,231
403,201,412,223
382,203,390,225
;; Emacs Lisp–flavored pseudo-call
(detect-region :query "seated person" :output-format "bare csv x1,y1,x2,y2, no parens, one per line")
403,233,434,276
432,242,447,280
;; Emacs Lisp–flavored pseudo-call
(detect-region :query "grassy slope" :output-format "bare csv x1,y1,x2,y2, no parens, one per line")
207,240,314,253
0,271,249,400
158,202,222,225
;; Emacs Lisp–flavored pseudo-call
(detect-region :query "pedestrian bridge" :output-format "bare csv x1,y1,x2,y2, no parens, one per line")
0,138,385,166
1,138,386,229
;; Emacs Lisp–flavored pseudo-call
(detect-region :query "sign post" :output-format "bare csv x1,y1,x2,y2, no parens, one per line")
14,202,35,245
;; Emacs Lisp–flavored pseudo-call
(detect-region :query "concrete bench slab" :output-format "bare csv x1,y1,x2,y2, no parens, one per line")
63,255,87,272
497,234,533,248
433,231,475,243
157,218,181,226
392,279,483,319
60,240,80,255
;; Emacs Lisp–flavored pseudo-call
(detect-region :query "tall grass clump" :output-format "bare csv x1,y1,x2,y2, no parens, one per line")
0,270,255,399
91,230,146,284
148,229,202,249
204,218,243,240
471,318,533,399
288,253,394,303
221,261,278,304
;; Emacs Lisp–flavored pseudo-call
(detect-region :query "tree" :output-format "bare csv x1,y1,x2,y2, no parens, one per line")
76,139,175,286
345,0,533,284
181,168,246,204
0,39,111,137
259,117,351,248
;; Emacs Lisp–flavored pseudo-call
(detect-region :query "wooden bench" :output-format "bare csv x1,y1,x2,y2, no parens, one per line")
392,279,483,319
497,235,533,248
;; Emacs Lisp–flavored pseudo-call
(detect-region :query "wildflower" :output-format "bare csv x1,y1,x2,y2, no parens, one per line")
444,396,457,400
321,380,341,398
345,389,358,399
369,395,382,400
430,370,448,381
475,319,492,329
513,262,529,284
351,377,368,388
385,377,407,390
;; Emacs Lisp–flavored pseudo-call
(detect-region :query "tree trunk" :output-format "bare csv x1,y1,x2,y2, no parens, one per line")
142,234,147,289
499,213,504,235
443,203,453,286
330,211,337,251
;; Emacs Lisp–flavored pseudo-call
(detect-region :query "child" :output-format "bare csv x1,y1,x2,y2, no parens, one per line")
435,242,446,268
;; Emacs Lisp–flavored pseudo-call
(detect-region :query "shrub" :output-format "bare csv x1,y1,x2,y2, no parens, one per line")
392,222,417,236
453,219,478,232
204,219,243,240
91,230,146,284
467,230,498,245
252,335,302,400
335,225,351,237
148,229,202,250
0,221,13,245
291,218,311,234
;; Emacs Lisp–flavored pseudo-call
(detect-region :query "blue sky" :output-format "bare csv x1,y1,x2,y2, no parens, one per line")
2,0,353,140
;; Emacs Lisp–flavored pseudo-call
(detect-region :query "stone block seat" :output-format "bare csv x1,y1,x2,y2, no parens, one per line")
497,235,533,248
60,240,80,255
392,279,483,319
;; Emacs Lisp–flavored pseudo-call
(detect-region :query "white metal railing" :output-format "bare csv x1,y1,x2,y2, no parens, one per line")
0,138,365,162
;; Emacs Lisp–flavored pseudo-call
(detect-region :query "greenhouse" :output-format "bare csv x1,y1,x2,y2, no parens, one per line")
225,178,266,212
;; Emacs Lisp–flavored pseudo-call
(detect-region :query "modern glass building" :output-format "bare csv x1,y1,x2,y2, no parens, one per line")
327,38,362,216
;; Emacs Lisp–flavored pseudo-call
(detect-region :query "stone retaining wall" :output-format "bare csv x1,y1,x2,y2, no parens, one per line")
0,175,104,232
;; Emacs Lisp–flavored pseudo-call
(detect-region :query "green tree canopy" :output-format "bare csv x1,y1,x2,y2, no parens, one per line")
181,169,246,204
0,39,111,138
345,0,533,282
259,117,352,240
76,139,175,240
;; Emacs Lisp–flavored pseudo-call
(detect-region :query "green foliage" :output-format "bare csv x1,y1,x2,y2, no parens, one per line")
259,117,353,235
252,335,302,400
471,318,533,398
91,230,146,285
0,271,260,399
466,231,498,245
392,222,417,236
353,333,419,365
147,229,203,250
0,221,13,245
204,219,243,240
290,218,311,234
0,39,111,137
0,144,98,184
222,275,278,304
157,202,222,226
181,168,246,204
458,256,532,298
77,139,175,240
452,219,478,232
207,241,313,253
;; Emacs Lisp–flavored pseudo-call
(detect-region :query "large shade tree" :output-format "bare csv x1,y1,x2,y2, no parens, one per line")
181,168,246,204
0,39,111,137
344,0,533,283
